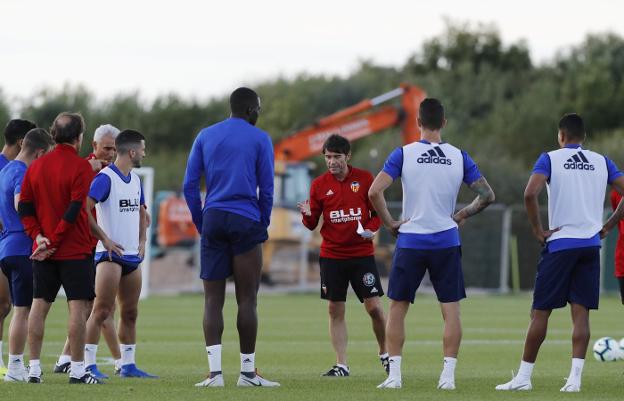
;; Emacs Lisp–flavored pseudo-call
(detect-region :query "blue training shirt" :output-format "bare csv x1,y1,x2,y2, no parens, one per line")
89,164,145,205
381,140,482,249
0,160,32,258
0,154,9,171
183,117,274,232
531,144,623,252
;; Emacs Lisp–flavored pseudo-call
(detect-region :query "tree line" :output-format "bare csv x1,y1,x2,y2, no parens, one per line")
1,22,623,204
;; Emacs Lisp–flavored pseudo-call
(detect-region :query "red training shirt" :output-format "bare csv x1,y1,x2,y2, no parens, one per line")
20,144,94,260
611,190,624,277
302,166,381,259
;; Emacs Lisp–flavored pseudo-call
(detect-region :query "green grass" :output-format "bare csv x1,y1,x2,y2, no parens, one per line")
2,292,624,400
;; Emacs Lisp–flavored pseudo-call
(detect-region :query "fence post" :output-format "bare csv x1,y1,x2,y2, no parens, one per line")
499,207,512,293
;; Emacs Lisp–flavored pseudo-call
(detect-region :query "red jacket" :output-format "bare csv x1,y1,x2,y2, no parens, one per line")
302,166,381,259
19,144,94,260
611,190,624,277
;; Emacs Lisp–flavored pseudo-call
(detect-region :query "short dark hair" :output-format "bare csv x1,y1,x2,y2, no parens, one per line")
4,119,36,145
115,129,145,154
50,112,85,144
322,134,351,155
22,128,55,154
230,87,259,115
419,98,445,130
558,113,585,140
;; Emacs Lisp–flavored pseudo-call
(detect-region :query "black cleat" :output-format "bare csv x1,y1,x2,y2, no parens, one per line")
69,373,104,384
28,375,43,384
54,362,71,374
380,355,390,375
322,365,349,377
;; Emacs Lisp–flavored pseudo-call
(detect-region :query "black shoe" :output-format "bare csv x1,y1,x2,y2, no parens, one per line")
69,373,104,384
380,356,390,374
54,362,71,374
28,375,42,384
322,365,349,377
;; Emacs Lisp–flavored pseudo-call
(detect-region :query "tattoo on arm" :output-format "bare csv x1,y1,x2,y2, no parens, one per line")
459,177,495,218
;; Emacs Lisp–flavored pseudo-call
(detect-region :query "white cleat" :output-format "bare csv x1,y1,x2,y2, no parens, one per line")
195,374,224,387
437,378,455,390
495,378,532,391
237,372,280,387
560,382,581,392
3,369,28,382
377,377,402,389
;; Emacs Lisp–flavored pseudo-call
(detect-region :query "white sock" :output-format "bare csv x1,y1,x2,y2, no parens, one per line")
206,344,222,373
57,354,71,365
120,344,136,366
336,363,349,372
7,354,25,372
517,360,534,382
84,344,98,366
567,358,584,384
114,358,122,370
29,359,41,377
0,340,4,367
379,352,389,360
441,356,457,380
70,361,85,379
240,352,255,373
388,356,402,380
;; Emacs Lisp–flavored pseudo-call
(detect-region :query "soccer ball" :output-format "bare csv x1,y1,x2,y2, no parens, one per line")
593,337,618,362
618,338,624,360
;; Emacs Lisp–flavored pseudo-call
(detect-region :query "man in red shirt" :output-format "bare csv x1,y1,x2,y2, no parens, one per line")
18,112,102,384
298,134,387,377
611,190,624,302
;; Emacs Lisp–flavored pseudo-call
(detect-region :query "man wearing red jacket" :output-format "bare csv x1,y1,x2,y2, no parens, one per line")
298,134,387,377
611,190,624,302
18,112,102,384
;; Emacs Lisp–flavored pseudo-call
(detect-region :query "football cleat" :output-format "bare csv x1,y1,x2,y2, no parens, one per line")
236,370,280,387
321,365,349,377
377,377,401,388
28,375,43,384
495,372,532,391
53,362,71,374
437,378,456,390
4,369,28,382
69,372,104,384
560,380,581,392
86,364,109,379
119,364,158,378
195,373,224,387
380,356,389,375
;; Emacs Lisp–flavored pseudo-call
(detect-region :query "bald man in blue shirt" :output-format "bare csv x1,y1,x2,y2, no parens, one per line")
184,87,278,388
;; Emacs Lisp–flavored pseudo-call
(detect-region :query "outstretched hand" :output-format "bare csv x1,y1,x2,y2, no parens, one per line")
297,200,311,216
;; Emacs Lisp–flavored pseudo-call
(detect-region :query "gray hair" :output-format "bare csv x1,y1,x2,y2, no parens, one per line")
93,124,120,143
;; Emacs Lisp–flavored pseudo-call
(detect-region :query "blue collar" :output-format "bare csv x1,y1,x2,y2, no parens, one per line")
419,139,446,145
109,163,132,183
564,144,582,149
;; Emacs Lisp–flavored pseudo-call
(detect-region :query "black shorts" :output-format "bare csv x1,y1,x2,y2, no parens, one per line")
619,277,624,305
319,256,384,303
33,257,95,302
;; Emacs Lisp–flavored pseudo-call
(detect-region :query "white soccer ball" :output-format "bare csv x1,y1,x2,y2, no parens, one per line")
618,338,624,360
593,337,618,362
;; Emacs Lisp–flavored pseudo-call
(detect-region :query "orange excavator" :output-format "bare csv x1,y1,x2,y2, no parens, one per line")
264,83,426,279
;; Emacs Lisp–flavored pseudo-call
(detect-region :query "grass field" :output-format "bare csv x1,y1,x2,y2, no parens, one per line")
2,292,624,400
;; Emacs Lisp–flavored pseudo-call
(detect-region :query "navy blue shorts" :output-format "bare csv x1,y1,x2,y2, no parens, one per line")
388,246,465,303
0,256,33,307
94,253,140,276
200,209,268,281
532,246,600,310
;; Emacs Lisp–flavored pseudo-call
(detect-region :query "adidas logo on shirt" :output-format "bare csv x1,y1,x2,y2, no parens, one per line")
326,189,334,196
416,146,452,165
564,151,594,171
